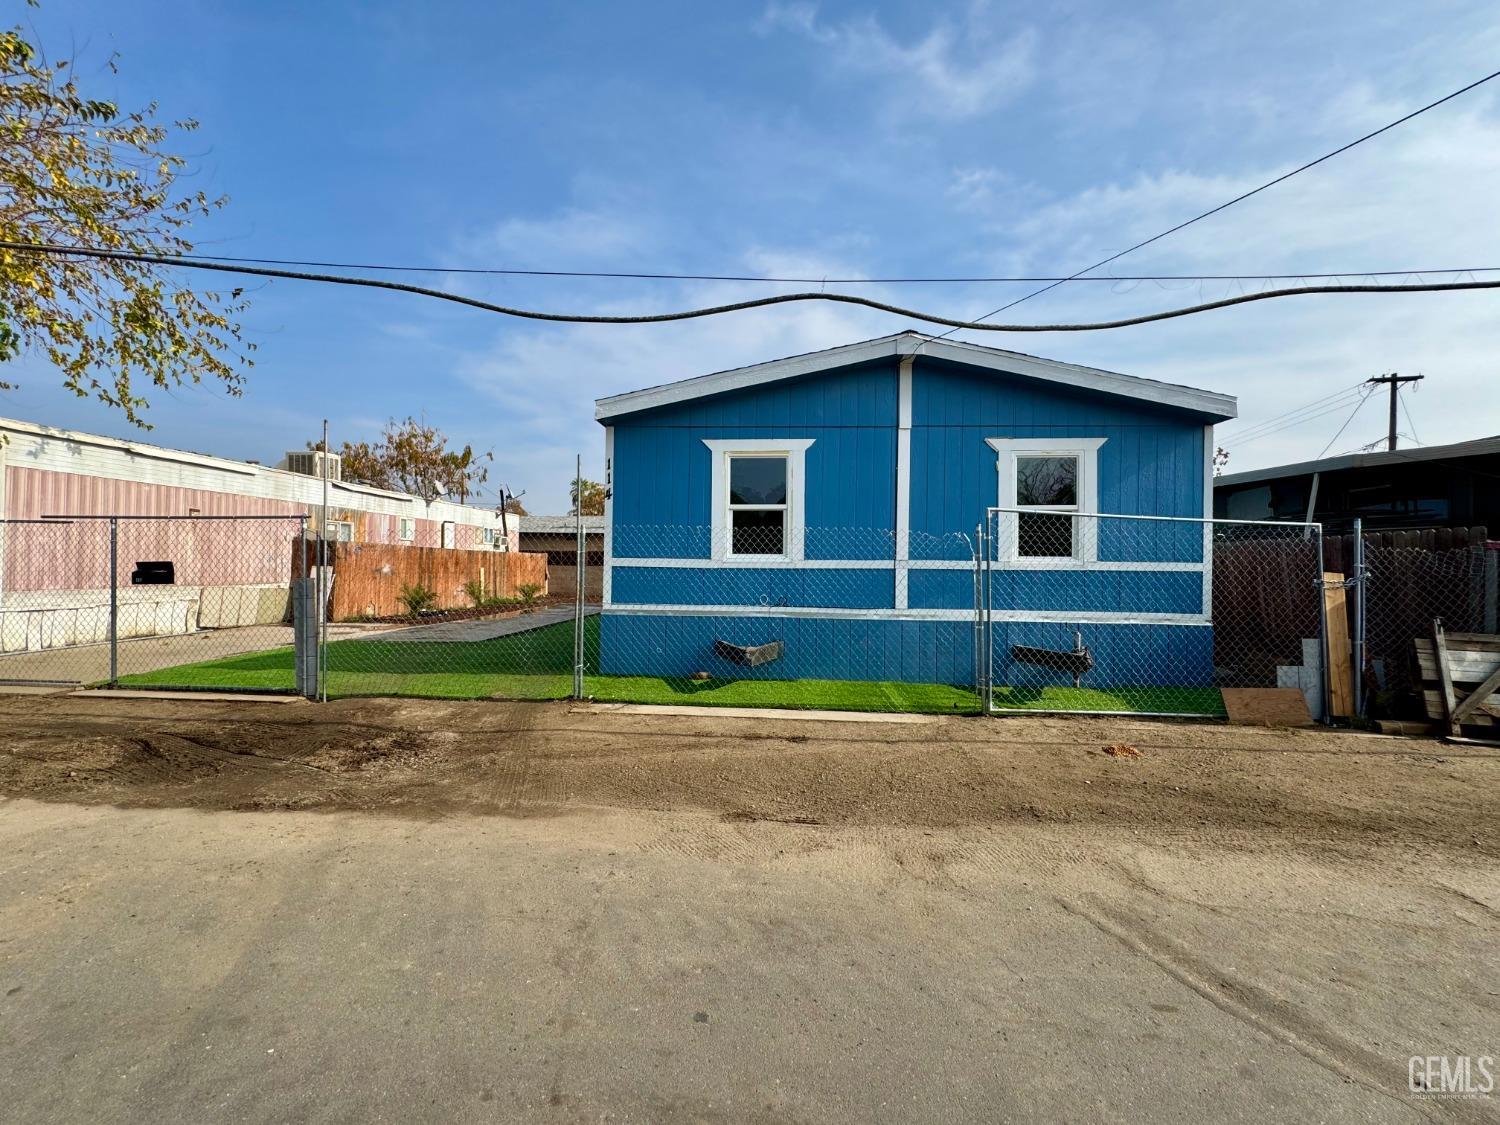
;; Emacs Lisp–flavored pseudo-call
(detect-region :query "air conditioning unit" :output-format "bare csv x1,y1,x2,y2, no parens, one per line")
281,450,342,481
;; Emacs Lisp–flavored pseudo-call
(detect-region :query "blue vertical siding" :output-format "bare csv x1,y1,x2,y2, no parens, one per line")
610,359,899,558
600,610,1213,689
908,358,1208,542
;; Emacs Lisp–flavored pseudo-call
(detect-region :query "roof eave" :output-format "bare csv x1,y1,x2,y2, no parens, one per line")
593,333,1236,422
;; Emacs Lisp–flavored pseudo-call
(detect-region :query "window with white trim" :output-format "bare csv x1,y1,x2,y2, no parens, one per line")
398,517,415,542
728,454,788,556
703,438,815,561
1015,455,1079,558
986,437,1106,563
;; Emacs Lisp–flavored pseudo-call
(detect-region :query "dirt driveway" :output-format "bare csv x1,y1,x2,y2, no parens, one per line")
2,695,1497,1123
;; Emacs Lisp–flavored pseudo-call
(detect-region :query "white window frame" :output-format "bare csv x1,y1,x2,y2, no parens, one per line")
326,519,354,544
703,438,814,561
985,437,1106,564
398,517,416,542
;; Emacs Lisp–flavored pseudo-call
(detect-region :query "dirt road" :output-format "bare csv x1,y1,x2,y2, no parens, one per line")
2,695,1497,1122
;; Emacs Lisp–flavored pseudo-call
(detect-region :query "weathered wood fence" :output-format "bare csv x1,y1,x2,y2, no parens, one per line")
306,542,550,620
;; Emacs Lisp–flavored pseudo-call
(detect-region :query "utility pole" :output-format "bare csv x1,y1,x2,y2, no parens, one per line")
1365,372,1423,451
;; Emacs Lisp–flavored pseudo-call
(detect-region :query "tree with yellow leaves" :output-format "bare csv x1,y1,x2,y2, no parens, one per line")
0,16,251,423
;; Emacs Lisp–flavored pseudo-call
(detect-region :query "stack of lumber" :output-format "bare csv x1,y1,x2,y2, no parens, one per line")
1415,623,1500,735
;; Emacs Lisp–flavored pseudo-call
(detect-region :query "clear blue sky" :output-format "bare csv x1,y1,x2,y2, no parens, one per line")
10,1,1500,512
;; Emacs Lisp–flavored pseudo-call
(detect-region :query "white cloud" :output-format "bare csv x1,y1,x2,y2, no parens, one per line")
761,2,1037,119
942,95,1500,471
475,208,654,267
454,247,903,513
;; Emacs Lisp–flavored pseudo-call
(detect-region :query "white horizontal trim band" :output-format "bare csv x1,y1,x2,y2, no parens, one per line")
610,558,1203,572
602,605,1209,625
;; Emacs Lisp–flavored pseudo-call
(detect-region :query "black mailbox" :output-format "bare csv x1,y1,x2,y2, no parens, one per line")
131,560,175,585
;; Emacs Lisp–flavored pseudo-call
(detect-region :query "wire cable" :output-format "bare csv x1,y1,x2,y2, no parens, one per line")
1225,386,1368,444
1225,393,1380,452
1398,383,1422,444
120,249,1500,285
1315,387,1377,458
949,65,1500,334
1222,380,1367,441
9,240,1500,333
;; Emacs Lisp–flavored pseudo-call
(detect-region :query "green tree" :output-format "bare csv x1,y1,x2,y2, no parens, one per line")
311,418,492,502
570,477,606,516
0,18,251,423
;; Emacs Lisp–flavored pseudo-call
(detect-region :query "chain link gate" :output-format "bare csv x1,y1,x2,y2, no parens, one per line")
0,515,308,691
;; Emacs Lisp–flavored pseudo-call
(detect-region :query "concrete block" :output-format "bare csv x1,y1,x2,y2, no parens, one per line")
199,585,224,628
1,613,27,653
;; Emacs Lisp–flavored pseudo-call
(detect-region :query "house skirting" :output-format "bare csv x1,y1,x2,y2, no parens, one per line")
599,609,1214,688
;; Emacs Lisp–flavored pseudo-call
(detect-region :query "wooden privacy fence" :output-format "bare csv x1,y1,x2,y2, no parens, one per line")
307,542,550,620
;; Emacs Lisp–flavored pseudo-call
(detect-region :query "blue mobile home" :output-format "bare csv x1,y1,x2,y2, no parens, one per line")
593,332,1237,691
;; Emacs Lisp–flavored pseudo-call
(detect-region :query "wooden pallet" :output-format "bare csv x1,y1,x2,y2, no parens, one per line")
1415,623,1500,734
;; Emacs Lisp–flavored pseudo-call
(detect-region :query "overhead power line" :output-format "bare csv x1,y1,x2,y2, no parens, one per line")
1222,380,1367,441
117,249,1500,285
953,65,1500,334
1225,390,1376,451
8,240,1500,333
1316,387,1378,458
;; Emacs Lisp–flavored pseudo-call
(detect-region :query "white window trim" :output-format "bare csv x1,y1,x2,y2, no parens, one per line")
398,517,416,542
703,438,814,561
986,437,1106,565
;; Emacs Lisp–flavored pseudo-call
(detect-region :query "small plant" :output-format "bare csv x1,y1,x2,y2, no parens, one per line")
398,583,438,616
464,578,485,608
517,583,543,611
483,595,521,608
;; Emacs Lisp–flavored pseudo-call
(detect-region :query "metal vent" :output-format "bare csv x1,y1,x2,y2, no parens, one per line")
283,450,342,481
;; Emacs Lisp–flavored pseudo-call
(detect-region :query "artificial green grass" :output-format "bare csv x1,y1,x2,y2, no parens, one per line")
116,615,1220,716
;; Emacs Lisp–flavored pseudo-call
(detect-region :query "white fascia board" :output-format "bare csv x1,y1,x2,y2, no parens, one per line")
918,338,1237,421
595,336,909,420
593,333,1236,422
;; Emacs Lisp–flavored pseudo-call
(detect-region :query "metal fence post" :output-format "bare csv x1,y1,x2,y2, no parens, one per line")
981,514,994,714
573,453,586,700
973,522,983,702
108,515,119,686
1351,517,1365,718
1315,526,1332,724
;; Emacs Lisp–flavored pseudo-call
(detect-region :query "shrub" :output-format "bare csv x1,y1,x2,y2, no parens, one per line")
464,578,485,608
398,583,438,616
517,583,543,611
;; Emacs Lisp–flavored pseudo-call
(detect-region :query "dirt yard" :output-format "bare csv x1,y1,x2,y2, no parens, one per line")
0,695,1494,857
2,694,1497,1124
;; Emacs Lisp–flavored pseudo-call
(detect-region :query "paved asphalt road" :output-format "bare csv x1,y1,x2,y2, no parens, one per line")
2,808,1493,1123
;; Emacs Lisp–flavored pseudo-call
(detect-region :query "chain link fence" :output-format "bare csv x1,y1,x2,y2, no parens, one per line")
980,509,1326,716
1346,526,1497,721
0,516,307,689
592,526,980,712
34,509,1495,728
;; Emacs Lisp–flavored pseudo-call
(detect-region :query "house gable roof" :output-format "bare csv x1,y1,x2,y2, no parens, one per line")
1214,433,1500,487
593,331,1237,422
